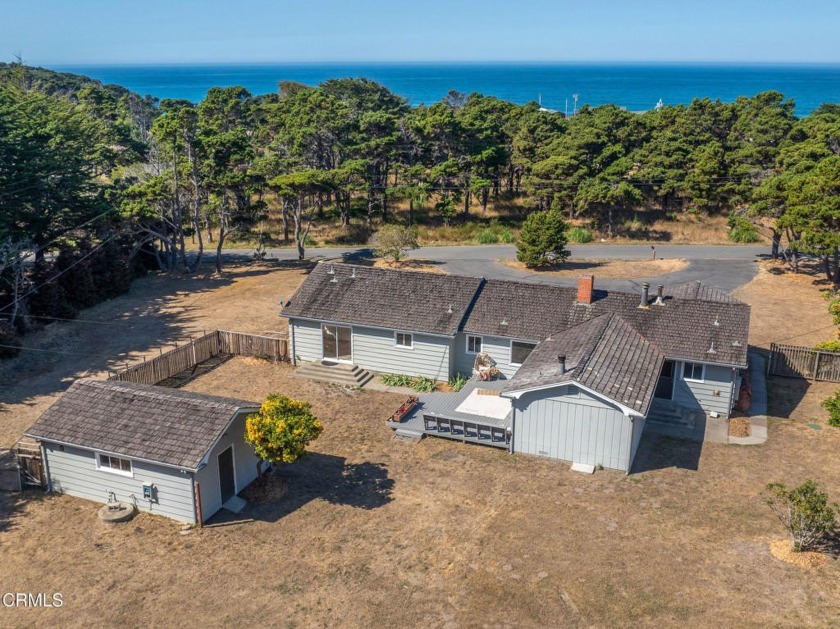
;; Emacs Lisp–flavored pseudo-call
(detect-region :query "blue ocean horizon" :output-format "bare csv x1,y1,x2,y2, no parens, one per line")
53,62,840,115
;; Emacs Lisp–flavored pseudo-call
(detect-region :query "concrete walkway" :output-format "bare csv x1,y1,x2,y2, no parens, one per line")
730,351,768,445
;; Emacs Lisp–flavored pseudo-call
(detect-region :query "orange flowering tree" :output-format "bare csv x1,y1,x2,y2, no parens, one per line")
245,394,323,478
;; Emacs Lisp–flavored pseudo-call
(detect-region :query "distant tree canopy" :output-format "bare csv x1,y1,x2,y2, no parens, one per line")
1,61,840,353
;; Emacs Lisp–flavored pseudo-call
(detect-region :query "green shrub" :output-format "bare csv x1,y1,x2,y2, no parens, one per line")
370,224,419,261
516,210,570,268
497,228,514,244
828,299,840,326
303,233,317,246
823,390,840,428
815,340,840,352
728,217,761,243
412,376,438,393
568,227,593,244
764,479,839,551
448,373,469,392
381,374,414,387
475,229,499,244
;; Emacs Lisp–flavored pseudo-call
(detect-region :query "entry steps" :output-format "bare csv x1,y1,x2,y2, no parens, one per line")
293,361,374,387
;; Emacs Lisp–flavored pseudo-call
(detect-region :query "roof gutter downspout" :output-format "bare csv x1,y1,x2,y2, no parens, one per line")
289,320,297,366
509,405,516,455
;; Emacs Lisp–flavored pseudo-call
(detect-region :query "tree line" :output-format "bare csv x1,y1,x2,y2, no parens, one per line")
1,62,839,353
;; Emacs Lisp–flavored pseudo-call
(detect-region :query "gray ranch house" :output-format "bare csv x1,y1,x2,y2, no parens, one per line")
25,379,265,524
282,262,750,472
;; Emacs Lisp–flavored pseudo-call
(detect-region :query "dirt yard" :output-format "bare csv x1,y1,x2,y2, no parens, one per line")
3,259,840,627
499,258,689,279
0,261,312,448
734,259,839,423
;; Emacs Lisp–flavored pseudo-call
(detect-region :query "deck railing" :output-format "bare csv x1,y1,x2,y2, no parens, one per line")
769,343,840,382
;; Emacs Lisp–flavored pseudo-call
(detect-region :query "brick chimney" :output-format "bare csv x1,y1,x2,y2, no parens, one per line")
577,275,594,304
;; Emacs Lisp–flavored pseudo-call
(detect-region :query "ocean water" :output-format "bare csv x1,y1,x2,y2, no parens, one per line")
54,63,840,115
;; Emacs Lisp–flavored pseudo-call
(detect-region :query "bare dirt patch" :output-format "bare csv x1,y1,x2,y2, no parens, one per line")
769,539,828,569
0,261,311,447
734,259,837,350
372,258,447,274
734,259,838,424
499,257,689,278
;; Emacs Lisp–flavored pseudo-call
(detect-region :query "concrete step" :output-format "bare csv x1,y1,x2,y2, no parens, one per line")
294,362,374,388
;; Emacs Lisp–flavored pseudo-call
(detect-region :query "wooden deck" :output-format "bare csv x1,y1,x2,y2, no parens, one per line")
387,380,512,449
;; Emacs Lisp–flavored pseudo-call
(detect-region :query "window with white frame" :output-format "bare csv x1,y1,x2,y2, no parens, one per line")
395,332,413,349
510,340,537,365
466,335,482,354
96,453,133,476
682,362,705,382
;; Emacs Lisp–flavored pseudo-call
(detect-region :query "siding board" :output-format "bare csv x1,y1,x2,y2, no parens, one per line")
514,387,633,471
673,363,735,416
44,443,196,523
351,326,451,381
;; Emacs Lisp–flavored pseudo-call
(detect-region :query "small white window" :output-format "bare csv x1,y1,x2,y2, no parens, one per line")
395,332,413,349
96,453,133,477
683,362,705,382
466,335,483,354
510,341,537,366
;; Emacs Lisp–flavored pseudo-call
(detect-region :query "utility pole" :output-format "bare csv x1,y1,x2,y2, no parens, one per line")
572,94,579,117
565,98,568,117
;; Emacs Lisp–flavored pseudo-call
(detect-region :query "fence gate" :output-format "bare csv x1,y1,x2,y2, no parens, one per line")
12,440,46,489
769,343,840,382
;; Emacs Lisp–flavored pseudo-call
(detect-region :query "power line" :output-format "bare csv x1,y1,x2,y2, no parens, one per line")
0,233,119,315
0,312,135,327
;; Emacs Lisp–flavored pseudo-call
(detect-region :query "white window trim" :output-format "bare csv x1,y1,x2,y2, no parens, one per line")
394,331,414,350
466,335,483,355
509,339,537,367
682,361,706,383
95,452,134,478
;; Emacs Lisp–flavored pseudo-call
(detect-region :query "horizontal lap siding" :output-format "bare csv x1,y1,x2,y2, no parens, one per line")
673,363,735,417
44,443,196,523
515,389,632,472
454,334,536,378
352,326,451,381
290,319,322,363
195,413,262,522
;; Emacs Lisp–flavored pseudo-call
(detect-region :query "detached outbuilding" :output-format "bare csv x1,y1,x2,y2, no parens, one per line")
25,379,264,524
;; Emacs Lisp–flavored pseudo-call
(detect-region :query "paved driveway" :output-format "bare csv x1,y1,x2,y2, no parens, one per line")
245,243,767,293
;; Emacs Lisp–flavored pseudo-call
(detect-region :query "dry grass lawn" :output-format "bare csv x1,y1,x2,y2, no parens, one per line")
372,259,448,274
2,258,840,627
499,257,689,279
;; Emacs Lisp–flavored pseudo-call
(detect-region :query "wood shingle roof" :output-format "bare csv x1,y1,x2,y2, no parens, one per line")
502,314,666,414
281,262,483,336
25,380,259,470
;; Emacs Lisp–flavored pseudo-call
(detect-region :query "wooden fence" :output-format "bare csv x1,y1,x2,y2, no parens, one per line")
769,343,840,382
108,330,288,386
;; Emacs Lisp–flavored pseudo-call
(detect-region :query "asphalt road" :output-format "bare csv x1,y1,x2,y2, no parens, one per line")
234,243,769,293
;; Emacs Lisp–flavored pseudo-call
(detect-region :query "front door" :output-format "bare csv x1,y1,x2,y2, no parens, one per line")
322,325,352,362
218,446,235,503
654,360,676,400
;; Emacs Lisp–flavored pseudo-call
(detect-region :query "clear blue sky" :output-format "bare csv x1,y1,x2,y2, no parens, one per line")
3,0,839,65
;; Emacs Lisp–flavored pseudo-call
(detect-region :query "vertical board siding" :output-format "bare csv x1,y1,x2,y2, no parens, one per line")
194,413,262,522
290,319,324,362
629,417,646,469
673,363,735,416
43,443,196,523
515,390,632,471
351,326,451,381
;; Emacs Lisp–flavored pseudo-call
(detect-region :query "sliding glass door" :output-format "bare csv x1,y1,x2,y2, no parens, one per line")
322,325,352,362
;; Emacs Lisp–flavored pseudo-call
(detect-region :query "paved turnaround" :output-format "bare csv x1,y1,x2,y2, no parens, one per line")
246,243,768,293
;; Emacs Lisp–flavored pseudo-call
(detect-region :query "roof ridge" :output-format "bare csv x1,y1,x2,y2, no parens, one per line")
78,378,259,408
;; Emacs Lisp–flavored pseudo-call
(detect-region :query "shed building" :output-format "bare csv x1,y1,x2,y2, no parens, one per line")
25,379,264,524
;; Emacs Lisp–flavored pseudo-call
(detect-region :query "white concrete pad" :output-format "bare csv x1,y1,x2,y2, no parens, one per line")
223,495,247,514
455,389,512,419
570,462,596,474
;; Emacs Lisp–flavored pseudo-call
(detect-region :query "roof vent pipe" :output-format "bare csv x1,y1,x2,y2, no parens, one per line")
639,283,650,309
654,285,665,306
558,355,567,374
